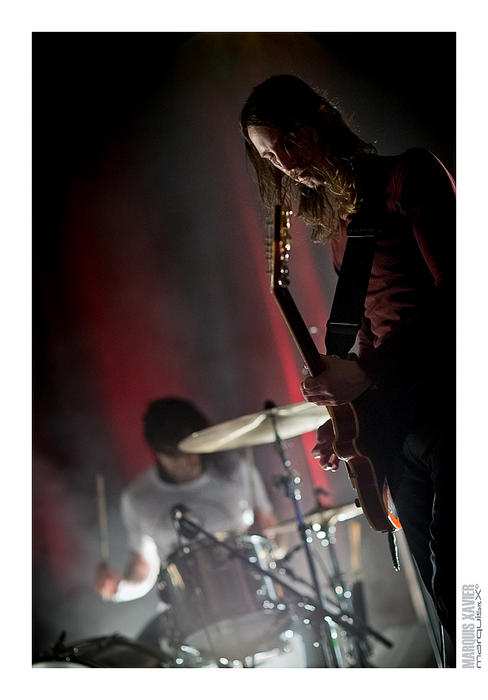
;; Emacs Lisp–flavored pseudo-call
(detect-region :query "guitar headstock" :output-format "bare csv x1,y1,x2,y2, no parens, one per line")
269,205,292,293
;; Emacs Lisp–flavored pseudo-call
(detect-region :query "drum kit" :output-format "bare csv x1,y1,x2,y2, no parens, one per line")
34,401,392,669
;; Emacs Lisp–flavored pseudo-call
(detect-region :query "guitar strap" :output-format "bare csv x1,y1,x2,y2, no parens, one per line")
325,162,388,358
324,212,378,358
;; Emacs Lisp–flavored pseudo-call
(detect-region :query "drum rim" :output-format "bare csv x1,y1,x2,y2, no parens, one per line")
164,532,273,561
33,633,170,668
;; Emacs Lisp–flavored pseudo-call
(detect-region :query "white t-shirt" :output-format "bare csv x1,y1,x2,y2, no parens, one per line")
121,458,273,564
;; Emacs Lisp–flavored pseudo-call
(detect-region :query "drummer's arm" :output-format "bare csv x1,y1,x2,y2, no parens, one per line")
96,552,152,599
97,538,161,603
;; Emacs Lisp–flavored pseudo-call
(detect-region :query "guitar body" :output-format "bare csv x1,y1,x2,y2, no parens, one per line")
328,401,401,533
270,205,401,534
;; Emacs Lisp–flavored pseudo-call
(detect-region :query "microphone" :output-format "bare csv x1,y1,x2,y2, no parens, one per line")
170,503,202,539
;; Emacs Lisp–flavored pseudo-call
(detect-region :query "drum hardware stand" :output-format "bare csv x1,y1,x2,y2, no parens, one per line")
316,517,372,667
265,400,392,667
49,630,69,659
266,402,345,667
276,558,349,613
170,506,384,656
277,553,390,654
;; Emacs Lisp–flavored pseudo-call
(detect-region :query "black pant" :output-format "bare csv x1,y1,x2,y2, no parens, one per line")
387,415,456,650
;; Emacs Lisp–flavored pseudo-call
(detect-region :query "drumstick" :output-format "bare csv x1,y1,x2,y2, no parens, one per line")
96,474,110,562
245,446,257,513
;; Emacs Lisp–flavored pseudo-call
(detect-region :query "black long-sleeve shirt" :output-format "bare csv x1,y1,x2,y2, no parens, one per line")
330,148,455,396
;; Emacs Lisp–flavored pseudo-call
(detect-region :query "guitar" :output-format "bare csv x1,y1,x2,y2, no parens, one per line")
269,205,401,535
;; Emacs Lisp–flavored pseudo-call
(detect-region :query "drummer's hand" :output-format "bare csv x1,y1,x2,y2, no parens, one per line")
95,561,121,600
301,355,371,405
312,420,340,472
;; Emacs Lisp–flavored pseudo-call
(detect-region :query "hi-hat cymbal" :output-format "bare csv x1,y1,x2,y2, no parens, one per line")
263,502,363,538
178,401,329,453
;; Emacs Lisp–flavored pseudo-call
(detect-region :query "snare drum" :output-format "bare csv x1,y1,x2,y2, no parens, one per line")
158,534,289,659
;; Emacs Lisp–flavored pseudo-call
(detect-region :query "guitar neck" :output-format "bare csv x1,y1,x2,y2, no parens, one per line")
269,209,400,536
273,286,324,378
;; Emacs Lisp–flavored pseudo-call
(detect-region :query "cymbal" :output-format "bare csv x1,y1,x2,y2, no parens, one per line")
178,401,329,453
263,502,363,538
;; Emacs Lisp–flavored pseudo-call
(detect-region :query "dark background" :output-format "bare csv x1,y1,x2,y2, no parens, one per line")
32,31,455,665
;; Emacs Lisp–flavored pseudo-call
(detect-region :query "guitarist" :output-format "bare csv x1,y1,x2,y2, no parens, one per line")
240,75,455,657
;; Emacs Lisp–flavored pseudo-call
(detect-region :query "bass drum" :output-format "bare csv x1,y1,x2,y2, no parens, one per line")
158,534,290,660
33,634,171,668
168,612,336,668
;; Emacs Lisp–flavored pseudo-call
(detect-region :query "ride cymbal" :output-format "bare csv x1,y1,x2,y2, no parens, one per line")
178,401,329,453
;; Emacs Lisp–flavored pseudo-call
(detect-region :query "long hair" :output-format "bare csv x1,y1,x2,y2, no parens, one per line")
240,75,376,241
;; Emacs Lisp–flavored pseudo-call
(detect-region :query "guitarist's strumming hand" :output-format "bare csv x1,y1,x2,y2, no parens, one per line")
310,420,340,472
300,355,372,406
301,355,372,473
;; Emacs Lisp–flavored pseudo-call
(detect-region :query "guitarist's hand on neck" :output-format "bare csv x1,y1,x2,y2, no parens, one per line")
311,421,341,472
301,355,372,406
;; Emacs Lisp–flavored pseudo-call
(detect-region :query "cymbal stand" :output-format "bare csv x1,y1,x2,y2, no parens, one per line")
317,516,371,667
266,403,343,668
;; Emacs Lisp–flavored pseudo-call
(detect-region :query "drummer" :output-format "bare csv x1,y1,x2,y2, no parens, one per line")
95,397,281,648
